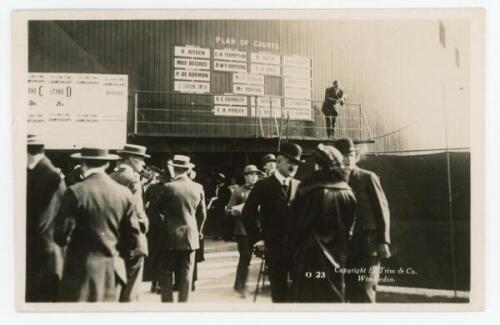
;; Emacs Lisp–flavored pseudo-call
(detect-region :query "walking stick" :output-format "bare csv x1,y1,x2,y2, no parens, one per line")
253,257,266,302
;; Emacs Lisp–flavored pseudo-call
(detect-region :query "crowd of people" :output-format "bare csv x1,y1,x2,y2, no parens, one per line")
26,134,390,304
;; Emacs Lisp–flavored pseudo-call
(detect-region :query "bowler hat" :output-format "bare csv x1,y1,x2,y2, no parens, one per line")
333,138,357,155
215,173,226,182
261,153,277,164
243,165,264,175
167,155,195,169
314,143,344,170
277,142,305,164
117,144,150,158
71,147,120,161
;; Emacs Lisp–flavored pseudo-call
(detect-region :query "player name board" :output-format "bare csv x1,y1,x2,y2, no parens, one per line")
214,106,248,117
233,84,265,96
174,46,211,59
214,95,248,106
283,56,311,68
214,61,248,73
174,58,210,70
233,73,264,85
27,73,128,150
250,64,281,76
174,81,210,93
214,49,247,62
174,70,210,82
250,96,282,108
250,52,281,65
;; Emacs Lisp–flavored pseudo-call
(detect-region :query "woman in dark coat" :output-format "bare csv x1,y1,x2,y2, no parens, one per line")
287,144,357,302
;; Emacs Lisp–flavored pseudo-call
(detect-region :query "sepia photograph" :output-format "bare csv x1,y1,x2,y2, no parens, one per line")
11,9,485,311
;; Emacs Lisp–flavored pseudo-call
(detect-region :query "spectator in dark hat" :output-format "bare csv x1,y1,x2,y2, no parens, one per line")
333,138,391,303
321,80,345,139
261,153,277,176
211,173,232,241
153,155,206,302
110,143,150,302
54,148,141,302
241,142,303,302
287,144,357,302
227,165,264,297
26,134,66,302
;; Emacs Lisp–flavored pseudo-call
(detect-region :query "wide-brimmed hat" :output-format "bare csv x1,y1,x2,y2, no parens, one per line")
116,144,150,158
332,138,357,155
243,165,264,176
314,143,344,170
167,155,195,169
70,148,120,161
261,153,277,165
277,142,305,164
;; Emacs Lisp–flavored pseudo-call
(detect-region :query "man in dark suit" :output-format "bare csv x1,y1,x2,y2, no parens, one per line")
54,148,141,302
322,80,345,139
26,134,66,302
333,138,391,303
241,142,304,302
154,155,206,302
110,144,150,302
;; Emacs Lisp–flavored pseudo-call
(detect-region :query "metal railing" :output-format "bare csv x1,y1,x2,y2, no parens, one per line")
133,90,373,142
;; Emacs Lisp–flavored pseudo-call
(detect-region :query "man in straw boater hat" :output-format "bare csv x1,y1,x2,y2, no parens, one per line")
333,138,391,303
153,155,206,302
110,144,150,302
226,165,264,297
54,148,141,302
242,142,304,302
26,134,66,302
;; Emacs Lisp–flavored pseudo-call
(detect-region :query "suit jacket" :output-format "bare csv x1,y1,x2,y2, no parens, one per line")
348,167,390,255
154,175,206,251
54,172,141,259
322,86,344,116
110,164,149,256
241,174,300,246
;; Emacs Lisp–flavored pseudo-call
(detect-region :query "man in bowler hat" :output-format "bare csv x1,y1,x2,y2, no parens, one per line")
241,142,303,302
333,138,391,303
110,144,150,302
153,155,206,302
54,148,141,302
26,134,66,302
261,153,277,176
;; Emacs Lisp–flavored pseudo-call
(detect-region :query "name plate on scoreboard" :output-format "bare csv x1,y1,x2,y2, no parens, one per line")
214,106,248,117
233,73,264,85
174,58,210,70
174,69,210,82
250,52,281,65
233,84,265,96
283,66,311,78
283,56,311,68
214,95,248,106
175,46,211,59
214,49,247,62
214,61,248,73
174,81,210,93
250,64,281,76
284,77,311,89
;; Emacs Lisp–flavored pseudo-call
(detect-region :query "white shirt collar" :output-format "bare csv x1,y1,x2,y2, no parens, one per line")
274,169,291,186
83,167,106,178
27,153,44,170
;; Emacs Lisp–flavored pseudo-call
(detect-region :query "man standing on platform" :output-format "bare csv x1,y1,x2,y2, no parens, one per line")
26,134,66,302
322,80,345,139
154,155,206,302
227,165,263,297
242,143,303,302
110,144,150,302
54,148,141,302
333,138,391,303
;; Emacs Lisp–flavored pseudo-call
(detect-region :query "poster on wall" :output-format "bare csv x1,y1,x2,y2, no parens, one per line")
27,73,128,150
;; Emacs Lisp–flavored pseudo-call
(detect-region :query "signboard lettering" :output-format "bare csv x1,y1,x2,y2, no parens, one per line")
174,69,210,82
214,61,248,73
214,106,248,117
175,46,211,59
174,58,210,70
214,49,247,62
174,81,210,93
233,73,264,85
250,64,281,76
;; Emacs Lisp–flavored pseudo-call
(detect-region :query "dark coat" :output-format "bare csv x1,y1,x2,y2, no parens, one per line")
154,175,207,251
348,167,390,257
26,156,66,302
322,86,344,116
287,170,357,302
241,174,300,246
110,164,149,257
54,172,141,302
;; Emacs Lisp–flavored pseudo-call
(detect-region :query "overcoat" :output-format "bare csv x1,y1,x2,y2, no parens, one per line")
54,172,141,302
287,170,357,302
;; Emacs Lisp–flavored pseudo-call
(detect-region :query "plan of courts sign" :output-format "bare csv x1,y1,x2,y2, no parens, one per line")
27,73,128,150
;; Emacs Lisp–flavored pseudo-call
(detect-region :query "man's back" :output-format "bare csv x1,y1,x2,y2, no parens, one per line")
156,175,206,251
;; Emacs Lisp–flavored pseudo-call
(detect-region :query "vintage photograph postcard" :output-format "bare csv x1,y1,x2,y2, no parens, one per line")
12,9,485,311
